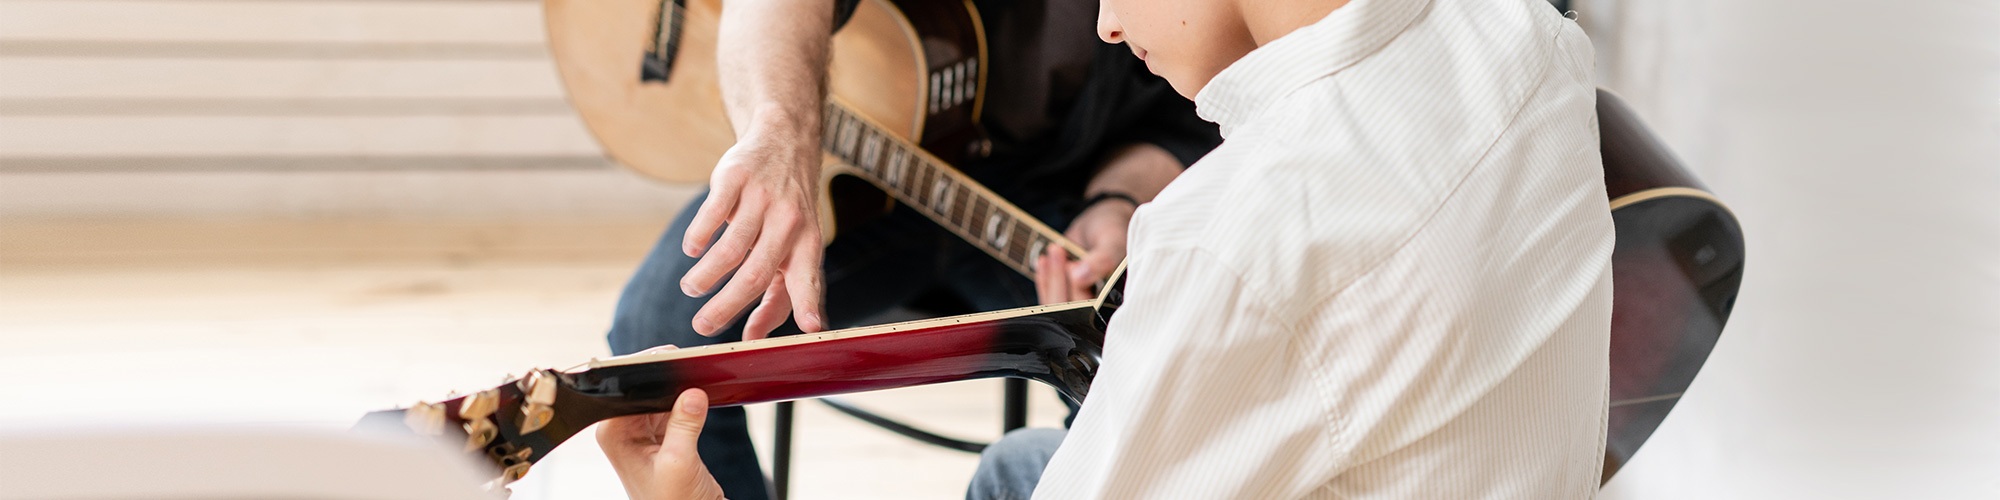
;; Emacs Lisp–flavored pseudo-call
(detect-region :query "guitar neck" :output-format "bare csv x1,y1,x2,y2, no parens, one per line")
820,101,1086,279
359,267,1128,487
570,300,1103,416
396,300,1109,472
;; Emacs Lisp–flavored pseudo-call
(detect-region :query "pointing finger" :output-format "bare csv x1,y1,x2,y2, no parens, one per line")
684,177,744,258
682,207,766,297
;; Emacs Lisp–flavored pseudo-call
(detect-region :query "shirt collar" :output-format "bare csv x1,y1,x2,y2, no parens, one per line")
1194,0,1431,137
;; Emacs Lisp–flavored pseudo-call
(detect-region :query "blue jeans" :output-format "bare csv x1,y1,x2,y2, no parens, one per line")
966,428,1068,500
607,189,1073,500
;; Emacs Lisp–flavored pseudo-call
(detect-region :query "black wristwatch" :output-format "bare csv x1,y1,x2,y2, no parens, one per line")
1079,192,1141,215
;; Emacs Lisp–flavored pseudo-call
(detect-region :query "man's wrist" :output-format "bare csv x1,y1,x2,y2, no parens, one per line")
1085,143,1183,204
736,106,826,171
743,105,820,142
1080,191,1142,211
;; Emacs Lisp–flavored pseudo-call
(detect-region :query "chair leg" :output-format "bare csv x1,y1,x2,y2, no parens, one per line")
773,401,795,500
1003,379,1028,432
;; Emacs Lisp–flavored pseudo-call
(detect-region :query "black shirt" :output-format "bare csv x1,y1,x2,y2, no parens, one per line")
834,0,1221,198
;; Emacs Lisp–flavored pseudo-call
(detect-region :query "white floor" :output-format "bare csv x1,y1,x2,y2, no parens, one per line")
0,219,1073,500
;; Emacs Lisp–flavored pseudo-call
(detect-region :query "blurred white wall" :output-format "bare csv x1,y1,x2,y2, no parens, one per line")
1580,0,2000,498
0,0,694,222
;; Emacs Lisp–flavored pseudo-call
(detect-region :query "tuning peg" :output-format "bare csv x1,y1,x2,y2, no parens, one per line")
500,461,532,483
517,370,557,434
403,401,447,436
463,417,498,452
459,389,499,420
482,445,535,490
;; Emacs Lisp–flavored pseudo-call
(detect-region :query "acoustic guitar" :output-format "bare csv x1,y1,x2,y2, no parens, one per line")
359,89,1744,489
546,0,1083,280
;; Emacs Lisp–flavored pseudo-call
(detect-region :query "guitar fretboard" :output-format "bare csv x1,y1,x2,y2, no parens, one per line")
819,102,1081,278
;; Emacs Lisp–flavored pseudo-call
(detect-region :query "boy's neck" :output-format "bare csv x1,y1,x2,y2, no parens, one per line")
1239,0,1353,46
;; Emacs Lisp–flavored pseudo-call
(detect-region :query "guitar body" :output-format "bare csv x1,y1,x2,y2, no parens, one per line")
547,0,1006,246
1594,89,1744,480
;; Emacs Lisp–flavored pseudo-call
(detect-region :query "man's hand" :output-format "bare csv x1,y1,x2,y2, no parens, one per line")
682,0,837,340
680,133,828,340
598,387,725,500
1035,143,1184,305
1037,201,1134,304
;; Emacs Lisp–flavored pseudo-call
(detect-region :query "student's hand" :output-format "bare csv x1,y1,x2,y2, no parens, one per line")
1036,200,1134,304
598,346,725,500
679,133,828,340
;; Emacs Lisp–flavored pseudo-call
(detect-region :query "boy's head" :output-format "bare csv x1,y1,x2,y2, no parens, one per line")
1097,0,1349,100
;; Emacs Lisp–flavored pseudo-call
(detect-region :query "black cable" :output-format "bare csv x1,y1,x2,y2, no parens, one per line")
817,398,990,454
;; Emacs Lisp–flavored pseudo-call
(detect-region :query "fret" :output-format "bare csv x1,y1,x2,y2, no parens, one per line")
919,162,941,207
858,129,882,172
851,120,867,162
944,185,963,229
821,107,841,153
912,161,932,206
883,148,905,187
906,159,928,206
907,152,924,195
964,198,988,242
1025,237,1048,272
951,185,975,231
983,210,1011,251
825,110,844,157
942,182,964,228
1005,223,1034,267
837,114,860,159
929,168,954,216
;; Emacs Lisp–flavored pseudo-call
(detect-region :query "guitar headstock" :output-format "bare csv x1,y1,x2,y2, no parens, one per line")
357,369,588,491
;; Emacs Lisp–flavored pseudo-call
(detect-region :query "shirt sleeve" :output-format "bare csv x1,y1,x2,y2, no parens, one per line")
831,0,861,31
1031,247,1337,500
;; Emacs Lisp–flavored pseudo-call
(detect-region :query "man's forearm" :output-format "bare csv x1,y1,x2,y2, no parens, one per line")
717,0,835,143
1087,143,1185,203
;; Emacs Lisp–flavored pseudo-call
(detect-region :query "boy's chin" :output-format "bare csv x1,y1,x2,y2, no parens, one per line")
1164,74,1205,102
1146,61,1216,102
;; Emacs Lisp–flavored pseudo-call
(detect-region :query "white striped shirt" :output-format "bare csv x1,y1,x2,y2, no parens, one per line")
1033,0,1613,498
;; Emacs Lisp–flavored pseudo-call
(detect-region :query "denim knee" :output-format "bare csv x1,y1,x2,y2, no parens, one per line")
966,428,1067,500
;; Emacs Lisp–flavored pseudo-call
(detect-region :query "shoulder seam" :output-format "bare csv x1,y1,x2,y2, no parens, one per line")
1291,39,1561,318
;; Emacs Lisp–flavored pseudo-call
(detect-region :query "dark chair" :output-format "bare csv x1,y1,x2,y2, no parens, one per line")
767,88,1746,496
